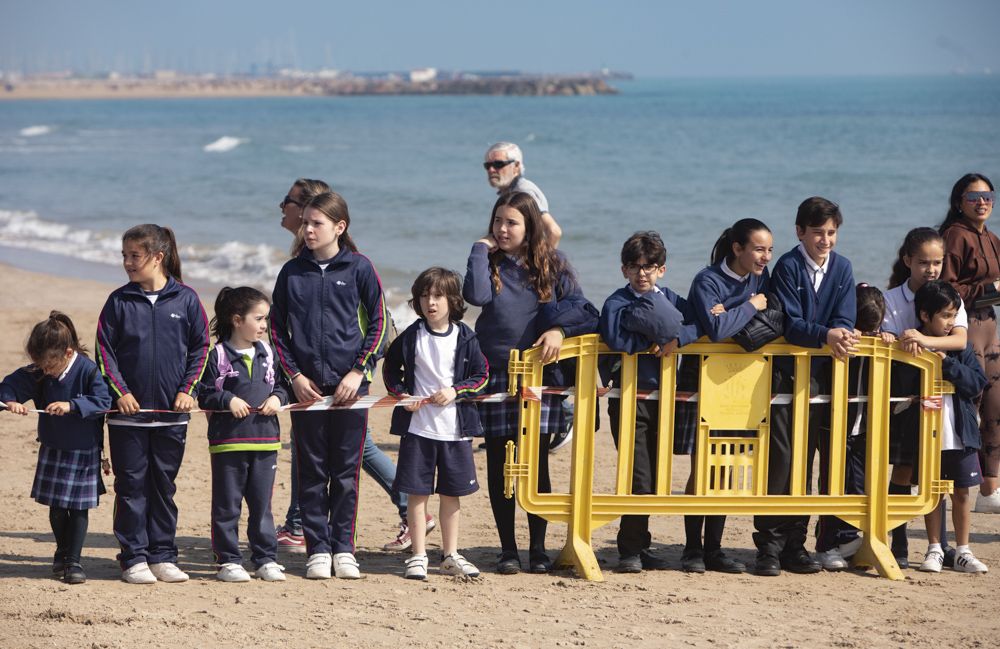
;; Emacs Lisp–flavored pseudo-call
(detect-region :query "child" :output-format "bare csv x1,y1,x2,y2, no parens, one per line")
383,268,489,580
813,285,895,570
684,219,775,573
464,191,598,575
270,190,387,580
1,312,112,584
599,231,700,573
913,281,989,573
883,227,970,568
96,224,210,584
756,196,858,576
198,287,289,582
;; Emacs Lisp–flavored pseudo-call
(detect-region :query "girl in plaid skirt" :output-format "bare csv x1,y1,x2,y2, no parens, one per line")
1,312,112,584
464,191,598,575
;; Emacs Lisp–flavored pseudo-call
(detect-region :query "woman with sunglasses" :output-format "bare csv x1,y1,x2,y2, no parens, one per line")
939,173,1000,514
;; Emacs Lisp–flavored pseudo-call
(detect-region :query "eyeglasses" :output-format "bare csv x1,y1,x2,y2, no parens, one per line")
280,195,302,209
483,160,517,171
963,191,995,204
624,263,662,275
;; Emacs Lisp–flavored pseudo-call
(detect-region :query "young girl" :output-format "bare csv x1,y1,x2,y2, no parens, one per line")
883,227,970,567
464,191,598,575
269,190,387,580
383,267,489,580
683,218,774,574
96,224,210,584
198,287,288,582
1,312,112,584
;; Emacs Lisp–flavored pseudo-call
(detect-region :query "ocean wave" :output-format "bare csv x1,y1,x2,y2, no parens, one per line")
280,144,314,153
19,125,52,137
203,136,246,153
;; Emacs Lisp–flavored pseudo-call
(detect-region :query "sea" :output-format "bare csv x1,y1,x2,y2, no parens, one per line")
2,76,999,327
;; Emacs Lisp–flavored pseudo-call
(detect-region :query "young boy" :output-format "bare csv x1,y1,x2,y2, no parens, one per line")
599,231,699,573
755,196,859,576
914,281,989,574
382,267,489,580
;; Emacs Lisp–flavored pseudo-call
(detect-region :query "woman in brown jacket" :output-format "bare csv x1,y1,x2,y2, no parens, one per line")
939,172,1000,513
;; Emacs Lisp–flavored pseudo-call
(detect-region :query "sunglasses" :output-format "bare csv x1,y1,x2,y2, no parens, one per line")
624,263,662,275
280,195,302,209
483,160,518,171
963,191,995,204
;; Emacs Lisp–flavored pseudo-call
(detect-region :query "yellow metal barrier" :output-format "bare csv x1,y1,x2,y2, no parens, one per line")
503,334,953,581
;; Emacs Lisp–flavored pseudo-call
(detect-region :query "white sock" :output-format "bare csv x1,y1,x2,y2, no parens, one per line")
928,543,942,554
957,544,971,556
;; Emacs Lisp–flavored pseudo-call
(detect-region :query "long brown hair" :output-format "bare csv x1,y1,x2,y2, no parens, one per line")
486,192,568,302
301,191,358,254
26,311,88,365
289,178,332,256
939,173,994,232
122,224,182,281
888,227,943,289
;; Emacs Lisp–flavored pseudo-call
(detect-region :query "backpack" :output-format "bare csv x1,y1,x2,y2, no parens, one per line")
214,342,275,391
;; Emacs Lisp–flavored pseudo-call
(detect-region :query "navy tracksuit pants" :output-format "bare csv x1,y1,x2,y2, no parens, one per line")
210,450,278,568
108,423,187,569
293,408,367,555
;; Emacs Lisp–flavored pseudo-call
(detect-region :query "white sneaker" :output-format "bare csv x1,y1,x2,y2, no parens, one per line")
305,553,332,579
121,562,157,584
440,553,480,577
919,549,944,573
837,536,863,559
816,548,848,571
333,552,361,579
404,554,428,580
216,563,251,583
975,488,1000,514
148,562,189,583
953,552,989,574
255,562,286,582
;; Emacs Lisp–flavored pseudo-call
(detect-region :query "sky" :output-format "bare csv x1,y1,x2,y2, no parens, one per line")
2,0,999,78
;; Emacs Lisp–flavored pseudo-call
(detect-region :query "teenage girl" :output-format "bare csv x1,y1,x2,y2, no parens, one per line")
270,190,387,580
938,173,1000,514
464,191,598,575
199,287,288,583
684,218,774,573
883,227,970,567
1,312,112,584
96,224,210,584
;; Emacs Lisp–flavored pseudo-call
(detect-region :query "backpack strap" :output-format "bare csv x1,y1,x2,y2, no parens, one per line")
214,342,240,392
262,342,275,388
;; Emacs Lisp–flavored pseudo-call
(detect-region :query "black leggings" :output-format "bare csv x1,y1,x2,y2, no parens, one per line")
485,435,551,558
49,507,89,565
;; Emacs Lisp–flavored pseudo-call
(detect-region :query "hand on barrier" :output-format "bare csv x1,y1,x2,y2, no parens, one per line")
292,373,322,403
899,329,930,356
427,386,457,407
533,328,565,364
116,393,140,415
2,401,28,415
43,401,71,416
827,327,859,360
229,396,251,419
333,368,364,404
173,392,196,412
652,339,679,357
921,395,943,411
879,331,896,345
257,395,281,416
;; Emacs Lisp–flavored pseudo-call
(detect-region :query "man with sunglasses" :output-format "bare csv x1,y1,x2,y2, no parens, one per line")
484,142,562,248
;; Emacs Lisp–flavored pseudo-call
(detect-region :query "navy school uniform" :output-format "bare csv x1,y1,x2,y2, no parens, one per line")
95,276,211,568
199,341,288,568
269,246,387,556
755,245,855,557
599,284,700,557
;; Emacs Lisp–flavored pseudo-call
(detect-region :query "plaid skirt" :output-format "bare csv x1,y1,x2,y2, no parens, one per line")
31,445,102,509
477,370,565,439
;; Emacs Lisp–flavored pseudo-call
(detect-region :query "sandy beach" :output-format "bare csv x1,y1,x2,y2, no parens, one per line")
0,262,998,649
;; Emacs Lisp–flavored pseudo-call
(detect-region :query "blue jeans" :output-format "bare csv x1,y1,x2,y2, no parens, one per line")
283,425,405,533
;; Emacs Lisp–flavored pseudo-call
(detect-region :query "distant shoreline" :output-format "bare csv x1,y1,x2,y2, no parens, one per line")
0,74,621,101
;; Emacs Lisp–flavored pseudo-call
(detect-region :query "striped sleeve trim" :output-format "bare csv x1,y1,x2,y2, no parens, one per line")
95,314,126,399
181,288,212,395
354,253,387,371
455,354,489,397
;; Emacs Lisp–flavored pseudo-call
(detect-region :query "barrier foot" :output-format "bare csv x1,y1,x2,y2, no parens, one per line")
851,536,904,580
555,535,604,582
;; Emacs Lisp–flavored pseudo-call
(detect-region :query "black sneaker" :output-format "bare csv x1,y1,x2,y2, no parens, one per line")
63,563,86,585
705,551,746,574
754,553,781,577
616,555,643,573
680,550,706,573
639,550,670,570
496,552,521,575
780,549,822,574
529,553,552,574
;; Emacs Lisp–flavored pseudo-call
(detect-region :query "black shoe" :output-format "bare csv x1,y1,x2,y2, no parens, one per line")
496,553,521,575
894,555,910,570
705,551,745,574
943,547,956,569
680,550,706,573
639,550,670,571
892,544,910,570
63,563,86,585
52,559,65,575
780,549,822,574
529,554,552,574
617,555,643,573
549,426,573,453
754,553,781,577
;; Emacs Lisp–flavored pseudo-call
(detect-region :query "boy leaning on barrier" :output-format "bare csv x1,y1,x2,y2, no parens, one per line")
598,231,700,573
754,197,859,576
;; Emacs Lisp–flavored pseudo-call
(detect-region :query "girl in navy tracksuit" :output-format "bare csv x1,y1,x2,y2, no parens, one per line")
684,218,775,573
198,287,289,583
464,191,598,575
96,224,210,584
270,191,387,580
1,312,112,584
